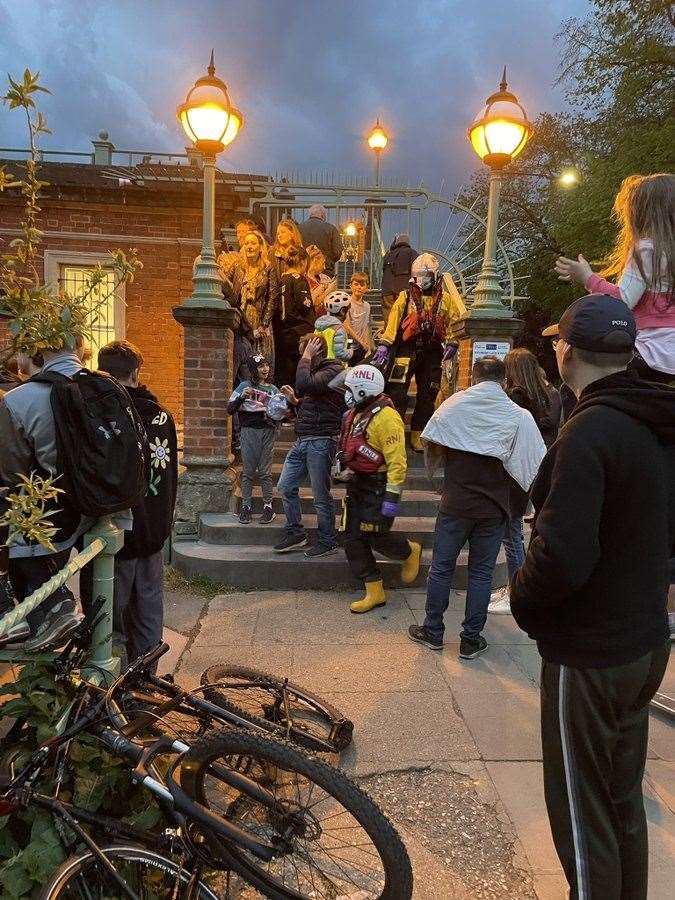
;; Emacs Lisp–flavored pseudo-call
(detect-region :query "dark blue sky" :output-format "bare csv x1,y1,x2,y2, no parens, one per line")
0,0,591,193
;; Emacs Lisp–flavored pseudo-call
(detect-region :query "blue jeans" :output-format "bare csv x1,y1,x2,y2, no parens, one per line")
423,513,505,642
503,515,525,582
278,437,337,548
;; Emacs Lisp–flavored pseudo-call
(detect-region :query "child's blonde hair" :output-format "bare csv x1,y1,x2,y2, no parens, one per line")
602,173,675,303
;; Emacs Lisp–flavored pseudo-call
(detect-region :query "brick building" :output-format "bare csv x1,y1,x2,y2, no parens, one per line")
0,151,267,423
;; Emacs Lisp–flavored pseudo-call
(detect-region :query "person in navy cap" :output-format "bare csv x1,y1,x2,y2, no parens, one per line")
512,294,674,900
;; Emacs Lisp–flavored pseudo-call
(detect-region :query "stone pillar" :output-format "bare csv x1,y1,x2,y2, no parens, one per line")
449,314,523,391
172,303,239,536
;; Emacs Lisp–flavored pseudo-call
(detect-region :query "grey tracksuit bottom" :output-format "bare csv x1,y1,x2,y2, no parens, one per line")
240,426,276,506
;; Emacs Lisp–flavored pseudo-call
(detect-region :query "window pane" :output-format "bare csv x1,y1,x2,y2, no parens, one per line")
60,265,116,369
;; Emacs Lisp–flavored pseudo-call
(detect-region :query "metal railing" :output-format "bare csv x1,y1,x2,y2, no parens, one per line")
0,517,124,681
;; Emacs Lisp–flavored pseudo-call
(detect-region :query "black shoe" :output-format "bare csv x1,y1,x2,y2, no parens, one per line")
459,635,488,659
304,544,338,559
259,505,276,525
407,625,443,650
23,599,82,652
239,505,252,525
273,533,308,553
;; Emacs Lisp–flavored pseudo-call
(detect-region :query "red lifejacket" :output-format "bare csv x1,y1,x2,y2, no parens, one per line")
339,396,393,474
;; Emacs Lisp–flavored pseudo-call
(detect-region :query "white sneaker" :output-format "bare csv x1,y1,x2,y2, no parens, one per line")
487,588,512,615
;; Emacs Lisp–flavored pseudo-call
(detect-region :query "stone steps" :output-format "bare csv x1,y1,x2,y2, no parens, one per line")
200,513,440,548
232,486,443,518
266,462,441,493
172,540,507,592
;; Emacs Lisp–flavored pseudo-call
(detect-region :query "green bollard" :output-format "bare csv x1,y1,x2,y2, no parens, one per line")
82,516,124,684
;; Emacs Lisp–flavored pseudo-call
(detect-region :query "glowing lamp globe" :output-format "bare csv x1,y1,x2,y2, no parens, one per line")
559,168,579,188
177,52,243,154
368,121,388,151
344,222,357,237
468,70,532,169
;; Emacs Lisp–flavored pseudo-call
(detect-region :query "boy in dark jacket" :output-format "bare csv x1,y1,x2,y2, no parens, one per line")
511,296,673,900
274,334,344,557
380,233,418,325
98,340,178,665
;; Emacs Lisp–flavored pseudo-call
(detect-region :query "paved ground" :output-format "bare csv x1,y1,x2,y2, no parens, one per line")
164,585,675,900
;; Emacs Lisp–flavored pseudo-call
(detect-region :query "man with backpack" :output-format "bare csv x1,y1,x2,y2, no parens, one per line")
98,340,177,664
0,338,148,651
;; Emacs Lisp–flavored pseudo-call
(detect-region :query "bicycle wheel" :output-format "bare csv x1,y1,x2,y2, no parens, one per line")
201,664,354,753
180,730,413,900
40,844,220,899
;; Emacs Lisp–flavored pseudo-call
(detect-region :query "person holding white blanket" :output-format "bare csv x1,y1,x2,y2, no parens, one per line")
408,355,545,658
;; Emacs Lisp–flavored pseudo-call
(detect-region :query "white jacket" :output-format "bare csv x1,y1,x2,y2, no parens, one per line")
422,380,546,491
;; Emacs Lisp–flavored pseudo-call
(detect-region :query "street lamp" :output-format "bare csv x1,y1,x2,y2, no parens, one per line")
467,69,532,316
177,51,243,307
367,119,388,187
559,168,579,188
342,222,358,261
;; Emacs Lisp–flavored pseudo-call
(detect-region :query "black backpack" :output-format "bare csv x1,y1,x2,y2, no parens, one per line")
32,369,149,517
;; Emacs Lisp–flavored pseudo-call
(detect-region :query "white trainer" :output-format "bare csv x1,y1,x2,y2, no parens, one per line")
487,587,512,615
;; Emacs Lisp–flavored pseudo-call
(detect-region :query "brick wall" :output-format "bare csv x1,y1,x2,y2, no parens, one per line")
0,171,253,424
182,323,233,458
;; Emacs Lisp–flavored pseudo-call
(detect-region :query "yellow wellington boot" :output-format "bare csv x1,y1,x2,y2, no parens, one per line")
350,580,386,614
401,540,422,585
410,430,423,452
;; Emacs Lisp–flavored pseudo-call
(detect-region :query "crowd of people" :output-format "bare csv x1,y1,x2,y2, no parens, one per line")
0,173,673,900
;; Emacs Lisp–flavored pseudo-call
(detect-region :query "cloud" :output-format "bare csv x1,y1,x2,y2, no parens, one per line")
0,0,591,194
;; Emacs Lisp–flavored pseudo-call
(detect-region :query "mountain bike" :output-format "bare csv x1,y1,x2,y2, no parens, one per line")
1,641,414,899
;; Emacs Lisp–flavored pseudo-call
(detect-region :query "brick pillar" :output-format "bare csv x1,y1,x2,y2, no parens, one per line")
449,314,523,390
172,303,239,536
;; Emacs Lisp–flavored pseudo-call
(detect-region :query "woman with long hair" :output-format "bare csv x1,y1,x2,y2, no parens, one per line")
488,348,561,615
556,172,675,382
229,230,279,368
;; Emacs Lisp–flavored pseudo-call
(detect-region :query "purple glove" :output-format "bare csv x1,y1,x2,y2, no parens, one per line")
381,499,401,518
371,345,389,367
442,341,459,362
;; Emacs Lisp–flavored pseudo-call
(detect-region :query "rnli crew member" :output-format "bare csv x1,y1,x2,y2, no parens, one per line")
336,365,422,613
371,253,463,452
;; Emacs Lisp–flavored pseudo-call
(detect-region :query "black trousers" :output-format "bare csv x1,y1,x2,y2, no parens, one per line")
540,643,669,900
387,345,442,432
8,549,74,631
341,476,410,583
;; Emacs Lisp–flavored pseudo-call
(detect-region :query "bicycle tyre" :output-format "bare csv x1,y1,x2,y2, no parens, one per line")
39,844,220,899
200,664,354,753
180,729,413,900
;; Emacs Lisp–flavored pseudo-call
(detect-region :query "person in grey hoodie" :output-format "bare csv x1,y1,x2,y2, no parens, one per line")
0,348,88,649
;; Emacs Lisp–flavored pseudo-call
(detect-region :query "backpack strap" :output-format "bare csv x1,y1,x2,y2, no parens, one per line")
28,369,83,386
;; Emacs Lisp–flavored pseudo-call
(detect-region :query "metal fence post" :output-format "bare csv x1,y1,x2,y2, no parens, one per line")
83,516,124,682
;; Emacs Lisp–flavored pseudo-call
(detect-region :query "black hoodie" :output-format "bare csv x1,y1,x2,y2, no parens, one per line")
119,385,178,560
511,370,674,667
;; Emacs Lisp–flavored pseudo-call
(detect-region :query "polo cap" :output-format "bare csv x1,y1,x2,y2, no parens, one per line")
542,294,636,353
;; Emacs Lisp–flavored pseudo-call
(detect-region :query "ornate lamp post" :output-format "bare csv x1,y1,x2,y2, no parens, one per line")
467,69,532,317
342,222,358,261
367,119,388,187
177,51,243,307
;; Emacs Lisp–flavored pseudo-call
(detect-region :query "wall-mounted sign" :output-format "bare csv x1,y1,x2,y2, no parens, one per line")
472,340,510,365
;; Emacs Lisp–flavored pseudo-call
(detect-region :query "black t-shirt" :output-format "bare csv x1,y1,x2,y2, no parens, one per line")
440,449,510,520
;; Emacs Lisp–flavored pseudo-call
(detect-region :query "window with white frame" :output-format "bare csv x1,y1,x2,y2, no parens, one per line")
44,251,125,369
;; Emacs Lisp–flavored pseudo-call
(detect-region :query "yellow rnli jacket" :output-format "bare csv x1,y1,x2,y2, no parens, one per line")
381,278,465,347
361,405,407,495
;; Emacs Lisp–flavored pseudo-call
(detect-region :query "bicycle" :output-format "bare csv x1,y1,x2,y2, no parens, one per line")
2,640,414,899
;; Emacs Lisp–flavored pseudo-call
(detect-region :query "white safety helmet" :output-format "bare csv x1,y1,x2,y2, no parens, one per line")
410,253,440,290
325,290,352,317
343,365,386,409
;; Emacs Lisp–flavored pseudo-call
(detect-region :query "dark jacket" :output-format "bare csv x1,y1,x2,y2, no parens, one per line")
294,356,345,438
511,371,674,668
381,238,418,297
298,216,342,273
279,274,315,343
120,385,178,559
